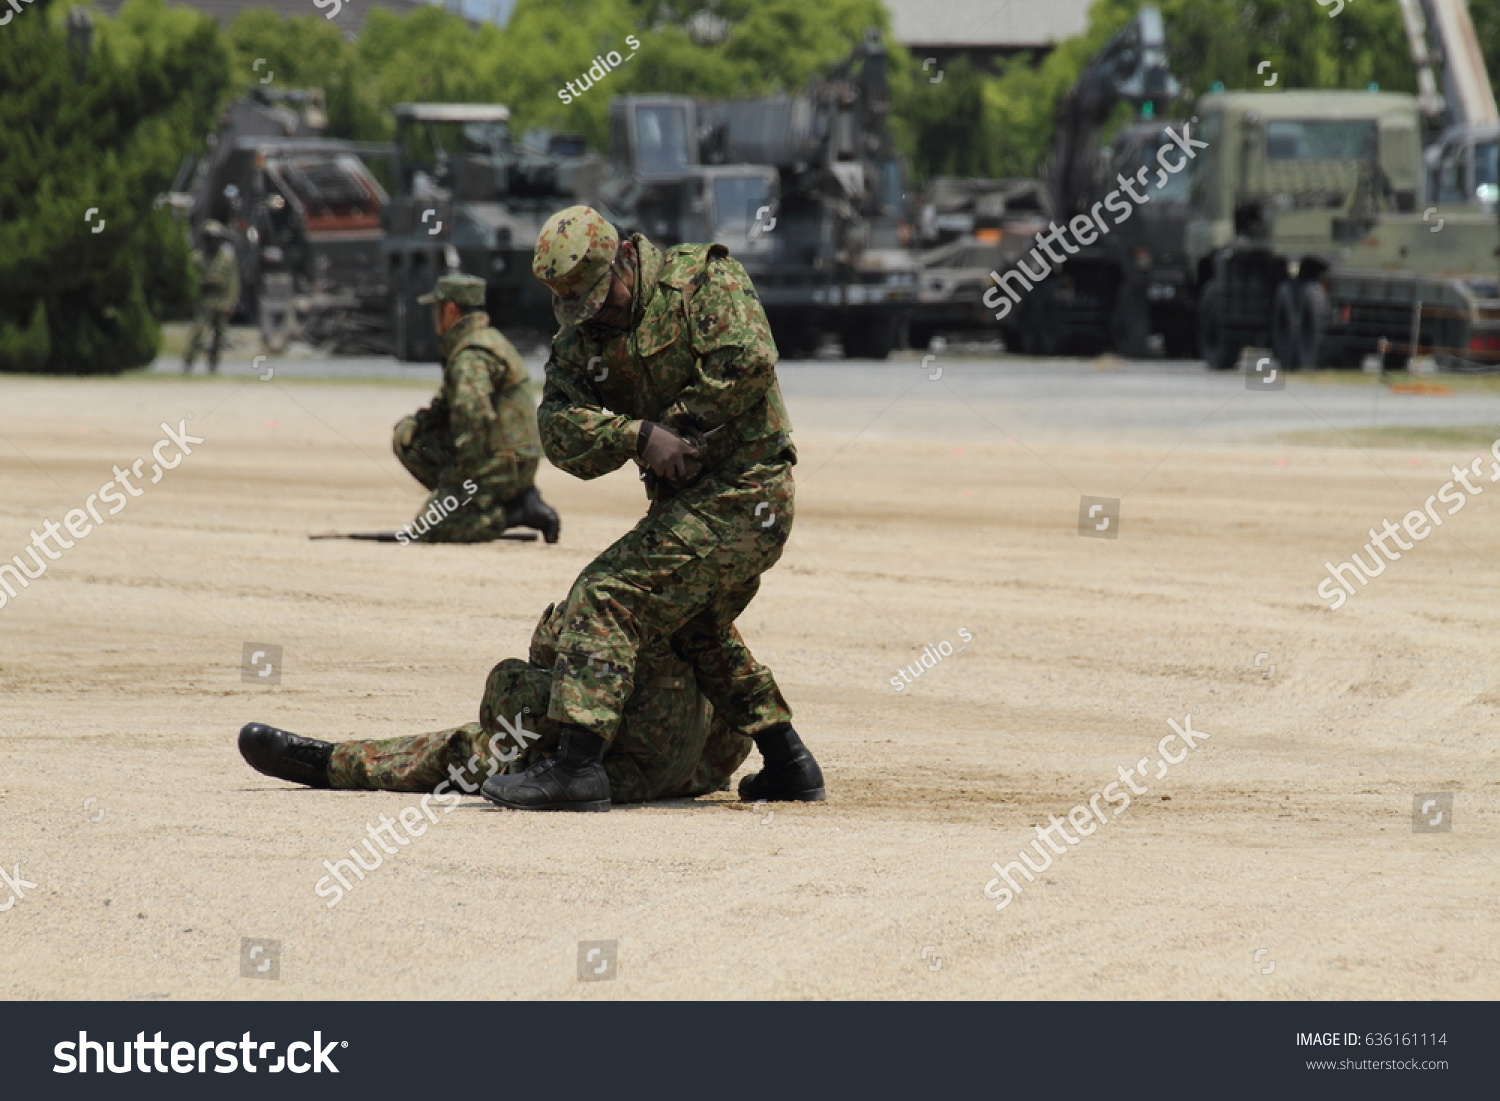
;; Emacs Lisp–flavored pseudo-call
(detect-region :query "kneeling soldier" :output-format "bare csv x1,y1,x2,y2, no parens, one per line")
392,272,560,543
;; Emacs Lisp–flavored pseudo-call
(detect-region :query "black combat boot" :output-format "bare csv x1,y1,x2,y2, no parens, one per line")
238,723,334,788
480,725,610,812
504,487,561,544
738,723,825,802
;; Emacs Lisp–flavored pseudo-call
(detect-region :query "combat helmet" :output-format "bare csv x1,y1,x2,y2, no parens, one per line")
532,205,620,327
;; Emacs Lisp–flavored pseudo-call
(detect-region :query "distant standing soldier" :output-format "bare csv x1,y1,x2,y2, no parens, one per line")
479,205,824,812
392,272,560,543
182,220,239,374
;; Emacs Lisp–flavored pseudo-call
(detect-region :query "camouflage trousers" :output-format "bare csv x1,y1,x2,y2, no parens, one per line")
548,459,795,740
393,414,539,542
183,304,231,370
326,657,751,803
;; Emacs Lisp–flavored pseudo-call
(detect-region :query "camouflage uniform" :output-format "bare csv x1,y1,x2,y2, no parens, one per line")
326,604,750,803
183,235,240,372
393,288,544,543
533,209,796,743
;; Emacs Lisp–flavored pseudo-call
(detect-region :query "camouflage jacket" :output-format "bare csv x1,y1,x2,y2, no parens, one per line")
538,235,794,486
497,602,751,800
197,242,240,312
424,313,541,479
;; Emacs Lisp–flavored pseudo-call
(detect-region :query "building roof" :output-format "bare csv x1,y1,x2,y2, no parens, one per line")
91,0,435,36
883,0,1092,50
394,103,511,122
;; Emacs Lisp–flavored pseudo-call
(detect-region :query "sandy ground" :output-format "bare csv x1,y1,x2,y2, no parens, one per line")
0,359,1496,1000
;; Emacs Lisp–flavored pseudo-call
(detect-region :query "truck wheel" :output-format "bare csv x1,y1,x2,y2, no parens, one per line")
1017,285,1061,357
1296,283,1331,368
1197,280,1239,369
1163,313,1198,358
392,270,413,362
1272,282,1302,370
842,315,896,360
1109,285,1151,358
907,323,937,352
771,316,818,359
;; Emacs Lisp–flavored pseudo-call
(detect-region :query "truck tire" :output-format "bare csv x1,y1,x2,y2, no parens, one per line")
1017,284,1061,357
392,269,414,362
1162,312,1198,358
1197,280,1239,369
1296,283,1331,368
1272,282,1302,370
770,315,819,359
842,314,896,360
1109,284,1151,358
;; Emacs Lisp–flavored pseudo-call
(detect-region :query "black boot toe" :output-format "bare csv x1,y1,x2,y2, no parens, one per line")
238,723,334,788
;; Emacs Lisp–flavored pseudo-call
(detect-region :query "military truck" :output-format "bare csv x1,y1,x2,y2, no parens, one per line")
1186,90,1500,370
173,88,389,344
582,95,780,267
999,6,1195,357
583,31,919,359
383,104,593,362
1399,0,1499,213
906,177,1052,350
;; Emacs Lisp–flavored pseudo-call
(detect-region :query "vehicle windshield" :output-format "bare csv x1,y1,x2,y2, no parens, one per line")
402,120,511,170
1265,119,1377,161
712,175,773,234
634,105,692,175
1478,140,1498,204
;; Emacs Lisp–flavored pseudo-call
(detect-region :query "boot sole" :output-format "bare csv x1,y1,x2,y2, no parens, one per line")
740,787,826,803
483,794,611,812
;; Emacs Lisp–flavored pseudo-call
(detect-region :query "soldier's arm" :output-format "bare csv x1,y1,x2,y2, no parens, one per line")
537,343,642,480
662,253,778,433
443,348,502,472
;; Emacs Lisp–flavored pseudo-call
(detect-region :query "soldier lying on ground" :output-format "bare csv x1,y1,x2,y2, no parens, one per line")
237,603,750,808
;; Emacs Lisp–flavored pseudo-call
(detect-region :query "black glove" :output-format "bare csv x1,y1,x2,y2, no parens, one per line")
637,421,700,481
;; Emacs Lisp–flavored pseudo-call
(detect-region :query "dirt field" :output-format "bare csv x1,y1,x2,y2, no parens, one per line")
1,363,1496,1000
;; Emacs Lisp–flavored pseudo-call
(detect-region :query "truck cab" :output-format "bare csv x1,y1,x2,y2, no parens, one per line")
384,103,592,361
1187,90,1500,370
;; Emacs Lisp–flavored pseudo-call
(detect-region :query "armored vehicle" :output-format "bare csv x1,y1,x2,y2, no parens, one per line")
383,103,593,361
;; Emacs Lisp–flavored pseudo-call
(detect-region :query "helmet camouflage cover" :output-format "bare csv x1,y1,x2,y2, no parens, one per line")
417,271,487,307
532,205,620,327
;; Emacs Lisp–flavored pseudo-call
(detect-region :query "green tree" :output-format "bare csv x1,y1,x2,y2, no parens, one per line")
0,0,229,374
899,0,1422,185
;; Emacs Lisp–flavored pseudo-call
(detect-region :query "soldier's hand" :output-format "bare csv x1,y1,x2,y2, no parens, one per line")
638,421,700,481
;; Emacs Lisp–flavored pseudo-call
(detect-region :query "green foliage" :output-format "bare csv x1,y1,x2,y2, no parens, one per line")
898,0,1430,185
8,0,1495,373
224,0,894,151
0,0,229,374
